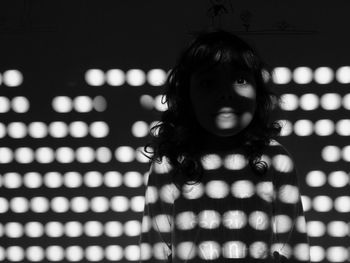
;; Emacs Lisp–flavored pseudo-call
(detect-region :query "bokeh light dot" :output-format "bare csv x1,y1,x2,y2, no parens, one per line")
26,246,45,261
93,95,107,112
124,171,143,188
28,122,48,138
293,119,313,136
15,147,34,163
314,67,334,84
44,172,63,188
35,147,55,163
85,246,104,261
51,197,69,213
336,66,350,83
139,94,154,110
64,171,83,188
334,196,350,212
65,221,83,237
110,196,129,212
65,246,84,261
272,67,292,84
328,171,349,187
0,147,13,163
76,147,95,163
154,94,168,112
5,222,23,238
52,96,72,113
89,121,109,138
320,93,341,110
104,221,123,237
115,146,135,162
299,93,319,111
321,145,341,162
7,122,27,138
314,119,334,136
45,246,64,261
0,96,10,113
335,119,350,136
10,197,29,213
126,69,146,86
147,69,167,86
90,196,109,213
85,69,105,86
24,222,44,237
12,96,30,113
131,121,149,138
84,221,104,237
293,67,313,84
74,96,93,113
280,94,298,111
56,147,75,163
30,196,50,213
3,172,22,188
71,196,89,213
106,69,125,86
3,70,23,87
312,195,333,212
104,171,123,187
96,147,112,163
7,246,25,261
343,94,350,110
84,171,103,188
69,121,88,137
23,172,42,188
305,170,326,187
49,121,68,138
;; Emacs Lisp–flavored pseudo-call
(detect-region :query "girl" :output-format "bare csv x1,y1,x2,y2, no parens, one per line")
138,29,310,263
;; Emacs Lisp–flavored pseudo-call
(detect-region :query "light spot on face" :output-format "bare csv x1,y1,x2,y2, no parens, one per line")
222,210,247,229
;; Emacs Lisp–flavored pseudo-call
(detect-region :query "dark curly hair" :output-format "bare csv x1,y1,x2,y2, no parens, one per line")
143,29,283,191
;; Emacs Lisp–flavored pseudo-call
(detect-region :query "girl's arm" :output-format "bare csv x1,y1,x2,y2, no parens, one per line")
271,144,311,263
138,157,174,263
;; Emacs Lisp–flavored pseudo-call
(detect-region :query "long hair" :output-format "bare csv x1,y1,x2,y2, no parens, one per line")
143,29,283,191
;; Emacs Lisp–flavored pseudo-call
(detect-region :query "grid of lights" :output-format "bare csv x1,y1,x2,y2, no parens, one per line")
0,66,349,262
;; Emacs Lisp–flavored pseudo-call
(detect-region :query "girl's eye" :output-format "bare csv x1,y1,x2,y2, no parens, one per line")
234,77,248,85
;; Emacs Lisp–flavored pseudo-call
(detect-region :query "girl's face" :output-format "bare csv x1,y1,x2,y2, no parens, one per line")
189,63,257,138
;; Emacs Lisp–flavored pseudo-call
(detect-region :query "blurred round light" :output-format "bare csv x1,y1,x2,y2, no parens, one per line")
307,221,326,237
154,94,168,112
84,221,104,236
320,93,341,110
3,172,22,188
314,67,334,84
124,171,143,188
335,66,350,84
0,147,13,163
90,196,109,213
7,122,27,138
15,147,34,163
52,96,72,113
3,70,23,87
110,196,129,212
10,197,29,213
28,122,48,138
85,69,105,86
305,170,327,187
104,222,123,237
12,96,30,113
44,172,63,188
310,246,325,261
30,196,49,213
23,172,42,188
328,171,349,187
0,96,10,113
147,69,167,86
131,121,149,138
335,119,350,136
326,247,348,262
90,121,109,138
95,147,112,163
139,94,154,110
49,121,68,138
26,246,45,261
76,147,95,163
341,145,350,161
74,96,93,112
334,196,350,212
7,246,25,261
46,246,64,261
85,246,104,262
293,67,313,84
124,220,141,236
69,121,88,137
312,195,333,212
115,146,135,162
106,69,125,86
280,94,299,111
56,147,75,163
71,196,89,213
35,147,55,163
45,222,64,237
51,197,69,213
327,221,348,237
314,119,334,136
126,69,146,86
104,171,123,188
299,93,319,110
294,119,313,136
65,221,83,237
321,145,341,162
65,246,84,261
64,171,83,188
84,171,103,188
272,67,292,84
93,96,107,112
279,120,293,136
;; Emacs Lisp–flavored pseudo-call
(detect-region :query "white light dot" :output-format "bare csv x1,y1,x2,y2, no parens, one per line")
90,196,109,213
56,147,75,163
46,246,64,261
328,171,349,188
294,119,313,136
0,96,10,113
45,222,64,237
130,196,145,212
23,172,42,188
327,221,348,237
320,93,341,110
305,170,327,187
5,222,24,238
30,196,50,213
147,69,167,86
65,246,84,261
124,171,143,188
124,220,141,237
126,69,146,86
334,196,350,212
84,171,103,188
71,196,89,213
104,171,123,187
0,147,13,163
104,221,123,237
69,121,88,137
74,96,93,112
0,197,9,213
335,119,350,136
35,147,55,163
7,122,27,138
313,195,333,212
307,221,326,237
28,122,48,138
26,246,45,261
272,67,292,84
110,196,129,212
280,94,298,111
299,93,319,111
85,69,105,86
321,145,341,162
314,119,334,136
65,221,83,237
314,67,334,84
293,67,313,84
12,96,30,113
51,197,69,213
154,94,168,112
3,70,23,87
76,147,95,163
64,171,83,188
52,96,72,113
3,172,22,189
7,246,25,261
326,247,348,262
310,246,325,261
115,146,135,162
15,147,34,163
85,246,104,261
84,221,104,236
44,172,63,188
90,121,109,138
131,121,149,138
96,147,112,163
106,69,125,86
336,66,350,84
10,197,29,213
49,121,68,138
24,222,44,237
105,245,123,260
341,145,350,161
